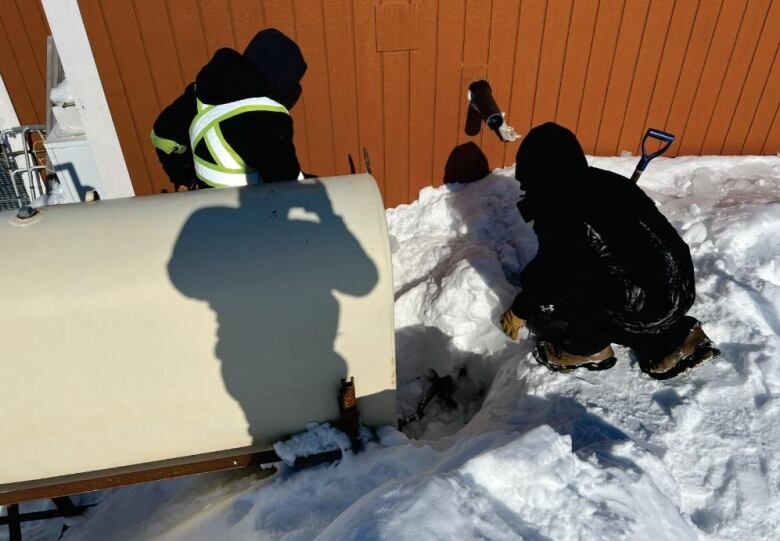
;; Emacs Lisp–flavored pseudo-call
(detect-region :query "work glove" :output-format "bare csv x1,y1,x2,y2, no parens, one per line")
500,309,525,341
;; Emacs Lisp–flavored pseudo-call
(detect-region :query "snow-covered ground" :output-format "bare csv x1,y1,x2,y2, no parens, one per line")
5,156,779,540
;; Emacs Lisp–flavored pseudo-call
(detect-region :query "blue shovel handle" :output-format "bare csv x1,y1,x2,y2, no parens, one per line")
631,128,675,183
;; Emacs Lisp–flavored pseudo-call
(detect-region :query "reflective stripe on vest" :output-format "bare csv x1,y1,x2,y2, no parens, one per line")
189,97,290,188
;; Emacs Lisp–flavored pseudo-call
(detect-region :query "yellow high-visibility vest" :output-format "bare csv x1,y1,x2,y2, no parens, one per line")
188,97,290,188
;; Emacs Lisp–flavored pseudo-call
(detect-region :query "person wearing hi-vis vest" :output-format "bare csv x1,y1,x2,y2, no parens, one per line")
150,28,307,190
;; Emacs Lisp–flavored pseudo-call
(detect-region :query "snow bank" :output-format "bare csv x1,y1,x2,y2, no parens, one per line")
5,155,779,540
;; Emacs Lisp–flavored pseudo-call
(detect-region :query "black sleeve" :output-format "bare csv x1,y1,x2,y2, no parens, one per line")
510,223,566,318
511,210,593,319
511,257,548,318
152,83,197,189
153,83,196,148
220,110,301,183
153,148,198,190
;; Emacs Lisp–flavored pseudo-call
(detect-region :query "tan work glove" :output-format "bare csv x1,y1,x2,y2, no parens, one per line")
500,309,525,341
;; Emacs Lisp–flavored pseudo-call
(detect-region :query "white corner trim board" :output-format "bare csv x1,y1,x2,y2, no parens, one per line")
41,0,135,199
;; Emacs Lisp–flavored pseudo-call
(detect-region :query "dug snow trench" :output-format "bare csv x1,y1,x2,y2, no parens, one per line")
6,156,780,541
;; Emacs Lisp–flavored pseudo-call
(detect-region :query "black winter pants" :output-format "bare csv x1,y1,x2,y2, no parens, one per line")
526,302,699,359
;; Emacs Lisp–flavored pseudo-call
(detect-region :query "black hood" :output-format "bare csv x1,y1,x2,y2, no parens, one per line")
515,122,588,221
195,48,270,105
243,28,307,102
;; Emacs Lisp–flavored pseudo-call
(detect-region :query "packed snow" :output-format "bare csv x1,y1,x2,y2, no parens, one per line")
3,155,779,540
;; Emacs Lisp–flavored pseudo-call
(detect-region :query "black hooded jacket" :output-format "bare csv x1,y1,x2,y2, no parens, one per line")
511,123,695,335
152,29,306,189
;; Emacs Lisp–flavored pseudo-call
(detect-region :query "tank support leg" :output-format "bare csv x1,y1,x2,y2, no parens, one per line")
338,377,361,451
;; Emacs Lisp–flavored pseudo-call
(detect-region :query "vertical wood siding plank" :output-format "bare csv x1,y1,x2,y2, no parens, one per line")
0,3,46,120
164,0,210,82
352,0,385,199
595,0,650,155
677,0,748,155
762,103,780,154
15,0,49,87
257,2,295,49
575,0,623,154
293,0,336,177
533,0,573,126
131,1,185,109
662,1,721,155
722,1,780,154
431,0,466,186
704,0,770,154
380,0,413,203
482,0,521,169
743,49,780,153
409,0,438,200
78,0,154,194
262,1,310,172
616,0,675,156
705,0,773,154
100,0,173,193
641,1,698,153
323,0,360,176
716,0,780,154
457,0,493,156
197,0,237,54
503,0,546,166
0,15,37,124
382,50,410,207
377,0,419,52
35,0,51,35
556,0,599,133
229,0,264,49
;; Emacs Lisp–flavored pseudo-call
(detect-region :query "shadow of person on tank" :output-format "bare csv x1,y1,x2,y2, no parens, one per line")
167,181,378,444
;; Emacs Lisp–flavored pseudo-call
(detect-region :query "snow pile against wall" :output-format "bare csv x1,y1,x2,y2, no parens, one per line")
5,156,779,540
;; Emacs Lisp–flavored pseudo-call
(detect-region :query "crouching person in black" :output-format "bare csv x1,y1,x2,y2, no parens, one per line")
500,122,719,379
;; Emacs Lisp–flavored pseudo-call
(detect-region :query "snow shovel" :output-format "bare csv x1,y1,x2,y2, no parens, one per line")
630,128,675,183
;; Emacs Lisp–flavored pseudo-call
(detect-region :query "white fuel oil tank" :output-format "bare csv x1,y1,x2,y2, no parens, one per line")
0,174,395,495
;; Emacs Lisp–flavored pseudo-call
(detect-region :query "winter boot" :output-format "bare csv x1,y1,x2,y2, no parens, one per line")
641,322,720,380
534,342,617,372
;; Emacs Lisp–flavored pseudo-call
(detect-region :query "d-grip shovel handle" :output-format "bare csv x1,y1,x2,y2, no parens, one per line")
630,128,675,183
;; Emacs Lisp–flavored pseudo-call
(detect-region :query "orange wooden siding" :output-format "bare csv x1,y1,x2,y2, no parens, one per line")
77,0,780,204
0,0,49,125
